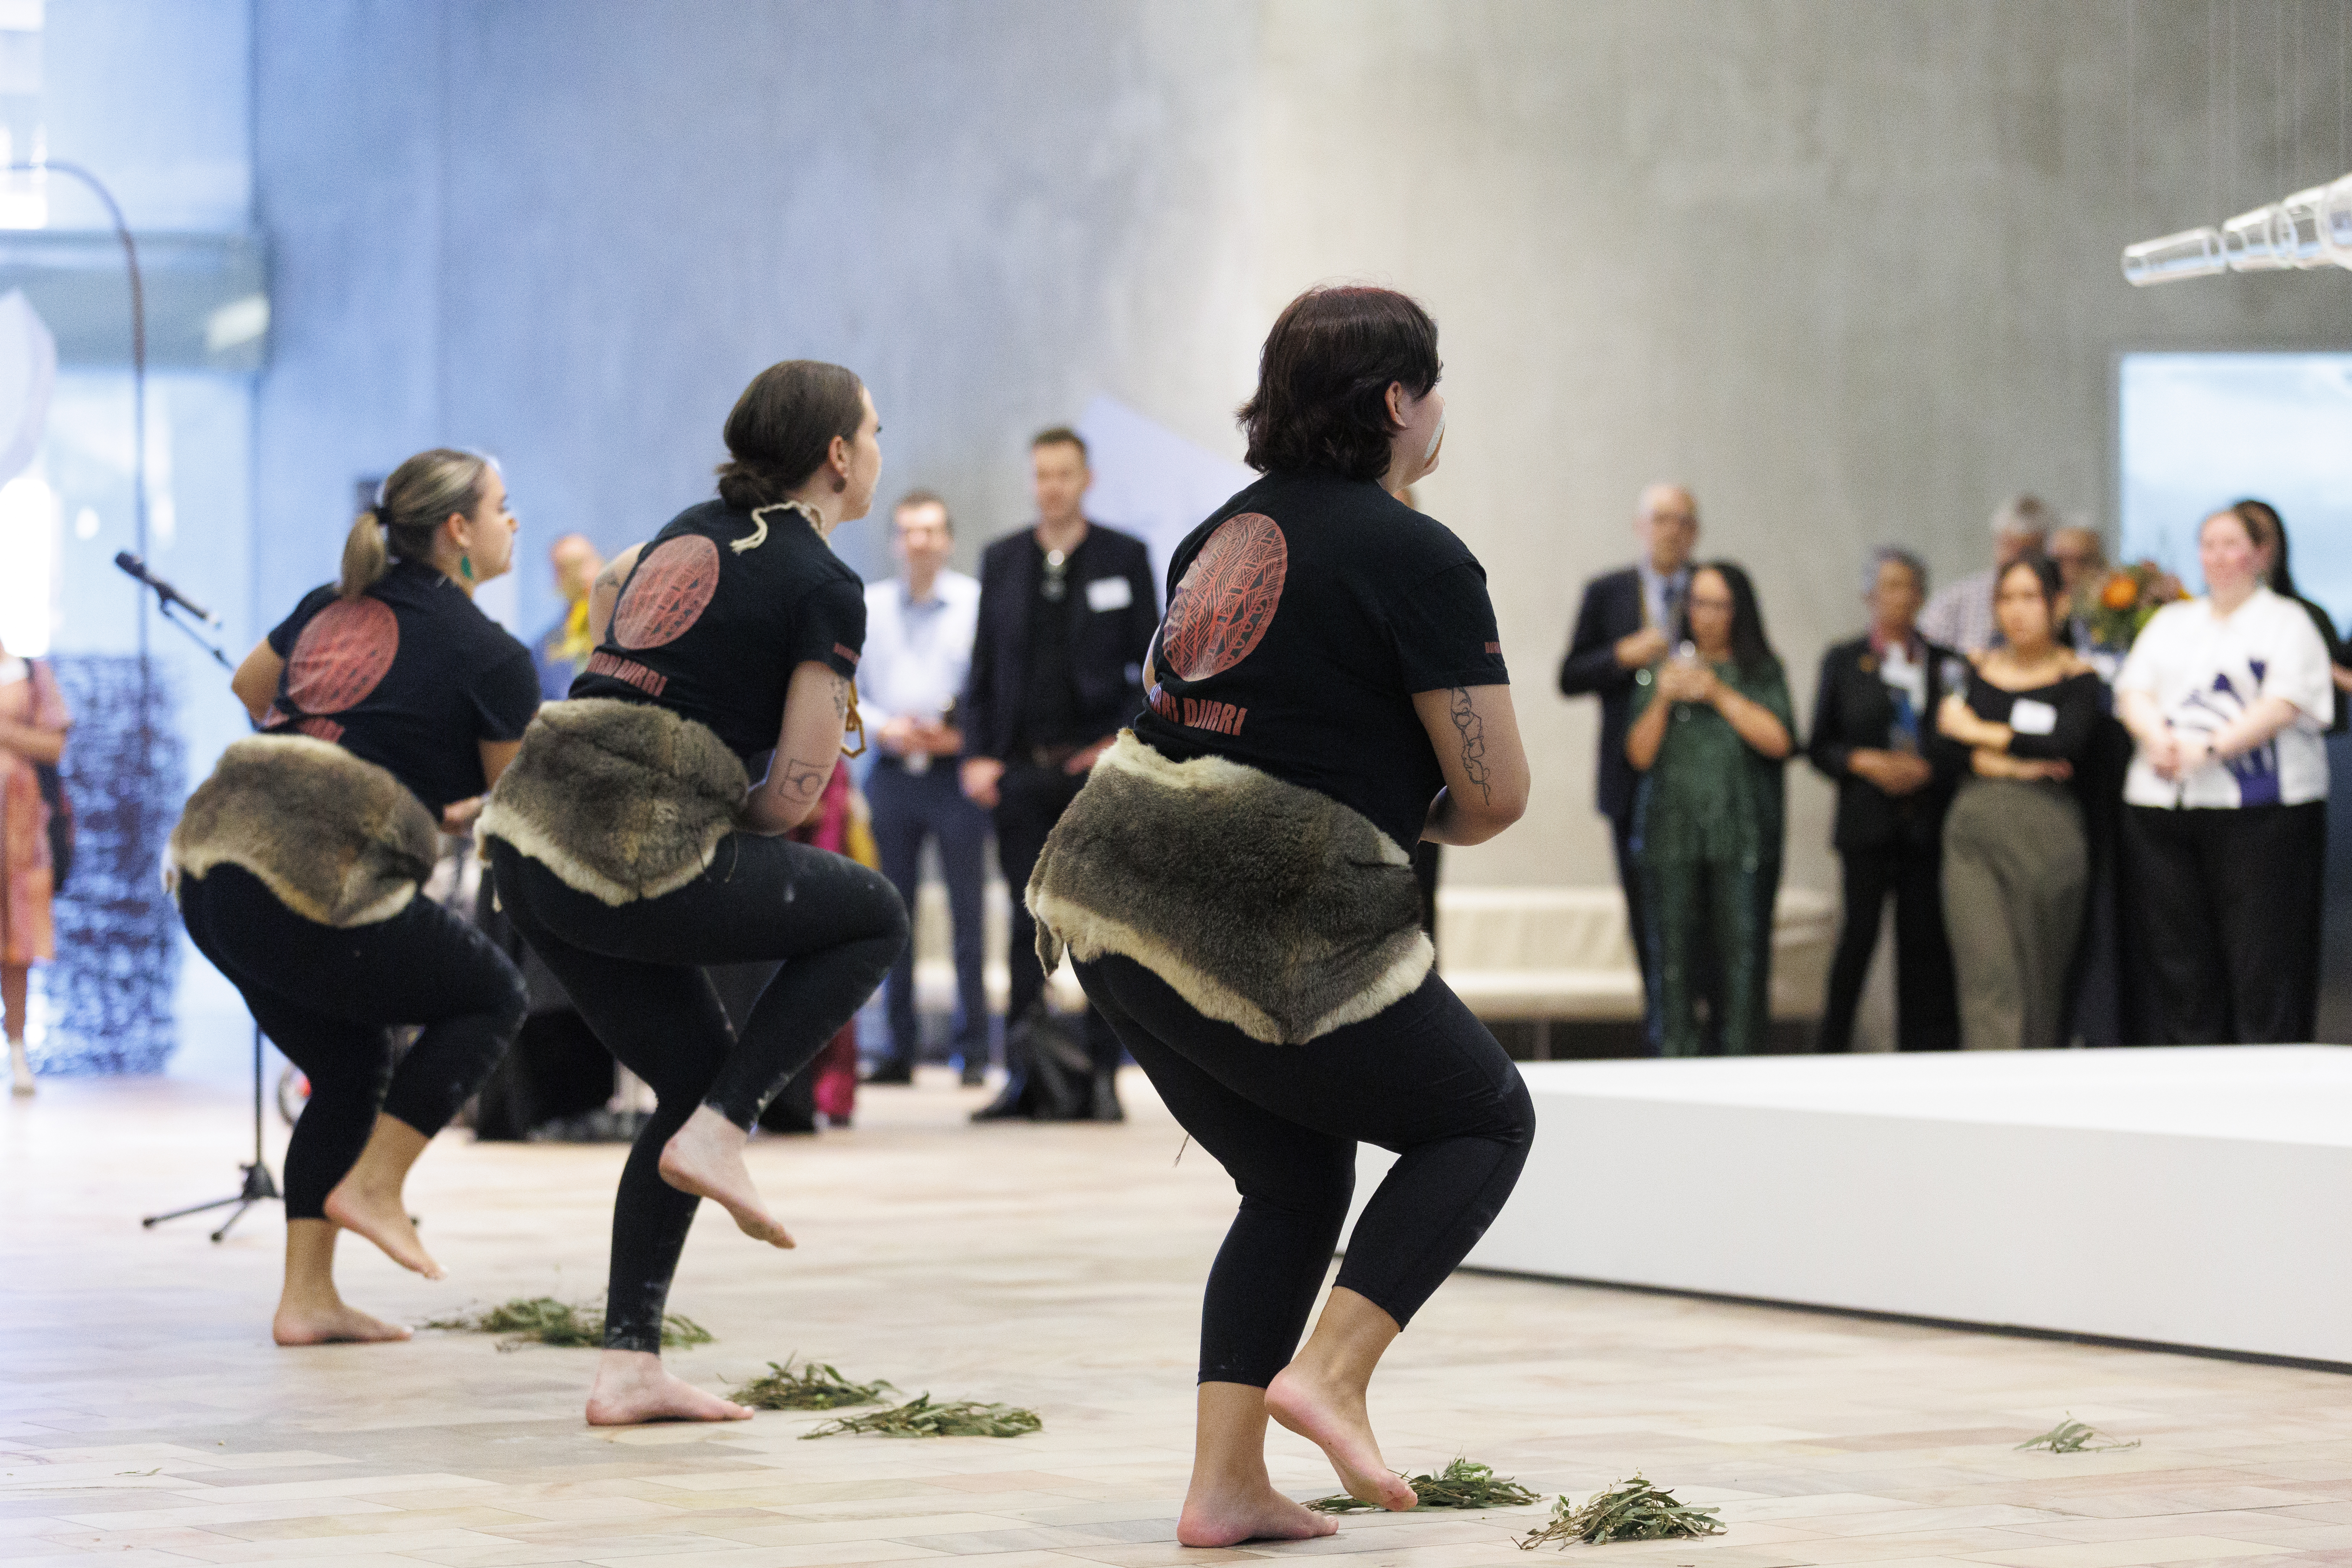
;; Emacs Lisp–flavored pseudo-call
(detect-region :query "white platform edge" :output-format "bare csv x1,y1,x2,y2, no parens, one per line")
1350,1046,2352,1367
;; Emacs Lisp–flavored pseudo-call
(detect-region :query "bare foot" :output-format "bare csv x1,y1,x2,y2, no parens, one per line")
586,1349,754,1426
658,1105,794,1248
1267,1364,1417,1512
324,1176,444,1279
273,1299,413,1345
1178,1480,1338,1547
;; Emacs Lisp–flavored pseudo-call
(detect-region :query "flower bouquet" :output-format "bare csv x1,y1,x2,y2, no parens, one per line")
2084,560,2186,652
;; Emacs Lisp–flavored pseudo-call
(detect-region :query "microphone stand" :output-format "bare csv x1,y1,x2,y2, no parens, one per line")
132,574,272,1239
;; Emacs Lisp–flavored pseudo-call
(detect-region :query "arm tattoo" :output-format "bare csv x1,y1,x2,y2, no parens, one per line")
1449,686,1491,804
829,672,849,721
777,754,832,801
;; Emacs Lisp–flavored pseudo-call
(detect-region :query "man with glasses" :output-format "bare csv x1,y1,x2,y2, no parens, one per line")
960,428,1159,1120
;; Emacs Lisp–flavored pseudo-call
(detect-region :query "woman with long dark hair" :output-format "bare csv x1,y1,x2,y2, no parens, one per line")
1027,286,1534,1544
481,360,908,1426
1935,554,2104,1049
2234,498,2351,735
1623,559,1795,1055
173,447,535,1344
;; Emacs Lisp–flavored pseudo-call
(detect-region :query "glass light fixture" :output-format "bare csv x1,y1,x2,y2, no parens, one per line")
2320,171,2352,270
2122,227,2226,285
2221,204,2290,270
2275,185,2334,268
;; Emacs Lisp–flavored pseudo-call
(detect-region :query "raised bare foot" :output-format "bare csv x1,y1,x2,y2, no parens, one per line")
586,1349,754,1426
273,1299,413,1346
1178,1480,1339,1547
324,1176,444,1279
658,1105,794,1248
1267,1363,1417,1512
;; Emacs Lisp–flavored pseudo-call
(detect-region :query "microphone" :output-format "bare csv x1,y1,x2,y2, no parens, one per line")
114,551,219,626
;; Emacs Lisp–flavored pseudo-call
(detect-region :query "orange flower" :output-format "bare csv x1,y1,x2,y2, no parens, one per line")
2099,573,2140,611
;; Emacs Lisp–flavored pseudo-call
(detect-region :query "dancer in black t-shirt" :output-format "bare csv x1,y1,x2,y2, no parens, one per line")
174,447,534,1346
482,361,907,1427
1029,288,1535,1546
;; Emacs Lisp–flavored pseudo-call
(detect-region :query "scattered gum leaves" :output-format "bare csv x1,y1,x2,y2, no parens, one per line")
800,1392,1042,1439
731,1357,895,1410
1518,1474,1724,1547
1308,1456,1539,1513
422,1297,713,1351
2018,1415,2141,1453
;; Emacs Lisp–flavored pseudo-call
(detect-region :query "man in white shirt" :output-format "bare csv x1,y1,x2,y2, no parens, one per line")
1919,495,2054,655
860,491,989,1085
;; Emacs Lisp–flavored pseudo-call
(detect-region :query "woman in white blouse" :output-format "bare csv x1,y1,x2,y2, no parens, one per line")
2113,507,2334,1043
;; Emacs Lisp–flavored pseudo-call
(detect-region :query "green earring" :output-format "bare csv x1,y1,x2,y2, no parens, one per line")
459,554,475,581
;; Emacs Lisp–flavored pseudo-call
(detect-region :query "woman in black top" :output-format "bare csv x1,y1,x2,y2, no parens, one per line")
175,447,535,1345
482,361,908,1427
1028,288,1535,1545
1935,554,2104,1049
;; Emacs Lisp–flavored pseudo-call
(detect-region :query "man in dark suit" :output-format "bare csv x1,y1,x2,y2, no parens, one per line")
960,426,1160,1121
1558,483,1700,1004
1805,546,1963,1052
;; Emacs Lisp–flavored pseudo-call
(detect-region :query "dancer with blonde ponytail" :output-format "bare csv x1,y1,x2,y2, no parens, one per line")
172,449,534,1344
482,361,908,1426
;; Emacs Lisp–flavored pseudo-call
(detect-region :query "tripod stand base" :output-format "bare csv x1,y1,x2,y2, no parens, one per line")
142,1161,281,1242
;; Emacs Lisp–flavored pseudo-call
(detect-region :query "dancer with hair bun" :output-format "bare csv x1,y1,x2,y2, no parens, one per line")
1029,287,1537,1544
174,447,535,1345
482,360,908,1426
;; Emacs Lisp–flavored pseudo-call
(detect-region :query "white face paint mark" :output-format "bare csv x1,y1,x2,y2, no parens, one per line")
1421,412,1446,466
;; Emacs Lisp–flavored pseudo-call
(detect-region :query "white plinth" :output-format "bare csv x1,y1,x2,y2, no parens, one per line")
1352,1046,2352,1366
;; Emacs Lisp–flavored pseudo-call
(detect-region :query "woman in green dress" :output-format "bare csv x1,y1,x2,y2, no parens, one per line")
1624,561,1795,1056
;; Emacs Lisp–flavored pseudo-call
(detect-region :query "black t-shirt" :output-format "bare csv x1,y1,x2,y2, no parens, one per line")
1133,469,1510,851
1961,668,2104,764
262,558,539,814
1014,540,1084,752
570,498,867,763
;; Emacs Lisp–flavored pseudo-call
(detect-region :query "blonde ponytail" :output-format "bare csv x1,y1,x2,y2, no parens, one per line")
339,510,390,600
337,448,498,600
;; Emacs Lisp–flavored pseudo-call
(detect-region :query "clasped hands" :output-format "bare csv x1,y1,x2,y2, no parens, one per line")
1654,654,1721,707
878,714,962,759
2142,724,2222,782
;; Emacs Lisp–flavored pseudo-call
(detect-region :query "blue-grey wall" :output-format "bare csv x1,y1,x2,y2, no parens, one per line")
249,0,2352,893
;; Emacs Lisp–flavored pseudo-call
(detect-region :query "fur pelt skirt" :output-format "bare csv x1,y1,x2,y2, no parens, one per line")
478,698,748,906
1027,732,1432,1045
168,735,440,927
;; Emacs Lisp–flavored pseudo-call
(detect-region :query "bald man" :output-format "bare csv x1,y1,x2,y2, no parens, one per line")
535,533,605,700
1559,483,1699,1011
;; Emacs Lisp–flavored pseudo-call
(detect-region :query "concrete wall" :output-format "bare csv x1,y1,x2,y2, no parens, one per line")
252,0,2352,895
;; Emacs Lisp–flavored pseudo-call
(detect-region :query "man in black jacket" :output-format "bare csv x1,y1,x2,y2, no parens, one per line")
1806,546,1962,1052
960,427,1160,1120
1558,483,1699,1004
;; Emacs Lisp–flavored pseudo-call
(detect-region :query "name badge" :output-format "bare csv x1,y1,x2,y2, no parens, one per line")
2009,698,2058,736
1085,576,1133,612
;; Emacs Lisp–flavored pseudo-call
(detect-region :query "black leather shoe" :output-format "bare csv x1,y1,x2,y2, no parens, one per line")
970,1073,1029,1121
864,1058,914,1086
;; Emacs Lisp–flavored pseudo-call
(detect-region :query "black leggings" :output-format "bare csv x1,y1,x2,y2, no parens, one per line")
1075,954,1534,1387
487,835,907,1353
176,864,527,1221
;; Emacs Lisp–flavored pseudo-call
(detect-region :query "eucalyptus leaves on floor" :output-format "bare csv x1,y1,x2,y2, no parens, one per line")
421,1297,712,1350
730,1357,895,1410
2017,1414,2141,1453
1306,1456,1538,1513
1516,1474,1724,1547
800,1392,1043,1439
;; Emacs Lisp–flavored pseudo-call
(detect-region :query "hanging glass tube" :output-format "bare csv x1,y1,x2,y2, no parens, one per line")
2221,204,2290,270
2121,227,2226,285
2276,186,2334,268
2321,172,2352,269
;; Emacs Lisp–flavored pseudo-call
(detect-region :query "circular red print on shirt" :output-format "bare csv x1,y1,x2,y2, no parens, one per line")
1161,513,1287,681
285,597,399,714
613,534,722,650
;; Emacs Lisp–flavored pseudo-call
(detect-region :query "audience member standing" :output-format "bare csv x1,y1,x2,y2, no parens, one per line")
1936,556,2104,1050
2114,508,2334,1044
2236,499,2351,735
1559,483,1698,1002
960,428,1159,1121
1919,495,2053,654
534,533,605,701
2046,524,2107,655
1623,561,1793,1056
859,490,989,1086
0,640,67,1096
1806,548,1961,1053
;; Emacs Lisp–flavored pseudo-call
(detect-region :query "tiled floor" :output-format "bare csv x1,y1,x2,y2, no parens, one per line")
7,1070,2351,1568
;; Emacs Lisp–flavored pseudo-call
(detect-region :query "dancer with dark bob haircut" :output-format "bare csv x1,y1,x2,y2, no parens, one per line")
1029,285,1536,1544
175,447,535,1345
481,360,908,1426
